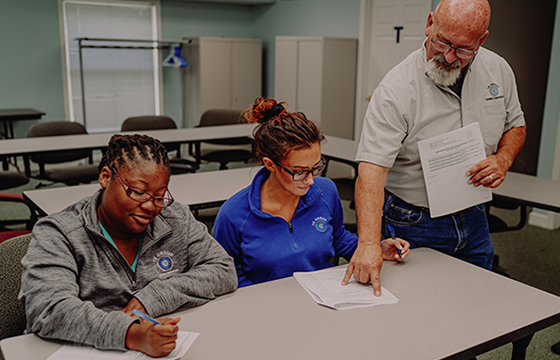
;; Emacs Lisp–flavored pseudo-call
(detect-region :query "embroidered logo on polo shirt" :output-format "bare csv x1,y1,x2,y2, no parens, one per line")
485,83,504,101
488,83,499,96
153,251,174,272
312,217,328,232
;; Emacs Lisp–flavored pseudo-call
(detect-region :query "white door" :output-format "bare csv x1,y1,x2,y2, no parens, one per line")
355,0,432,139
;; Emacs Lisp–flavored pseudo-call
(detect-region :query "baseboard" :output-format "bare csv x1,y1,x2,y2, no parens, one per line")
528,209,560,230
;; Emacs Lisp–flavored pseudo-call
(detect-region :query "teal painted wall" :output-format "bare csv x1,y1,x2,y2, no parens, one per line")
1,0,558,182
253,0,361,97
160,1,258,125
1,0,65,137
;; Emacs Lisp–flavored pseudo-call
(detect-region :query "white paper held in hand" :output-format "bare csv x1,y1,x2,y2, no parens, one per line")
417,122,492,218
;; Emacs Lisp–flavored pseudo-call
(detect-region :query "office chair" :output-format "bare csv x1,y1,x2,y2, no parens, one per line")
121,115,197,174
0,172,36,239
26,121,99,186
190,109,253,170
0,233,32,340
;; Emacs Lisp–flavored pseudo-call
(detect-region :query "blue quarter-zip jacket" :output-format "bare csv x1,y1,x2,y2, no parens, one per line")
214,167,358,287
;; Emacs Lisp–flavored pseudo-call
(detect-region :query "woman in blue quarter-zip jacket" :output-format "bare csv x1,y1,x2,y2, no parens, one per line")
213,98,410,287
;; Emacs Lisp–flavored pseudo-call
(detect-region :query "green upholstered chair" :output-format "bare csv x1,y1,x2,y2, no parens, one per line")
0,233,32,341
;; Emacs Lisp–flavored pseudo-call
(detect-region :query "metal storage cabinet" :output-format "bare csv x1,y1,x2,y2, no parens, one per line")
182,37,262,127
274,36,358,140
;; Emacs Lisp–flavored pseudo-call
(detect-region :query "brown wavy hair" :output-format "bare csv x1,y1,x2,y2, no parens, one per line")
243,97,325,164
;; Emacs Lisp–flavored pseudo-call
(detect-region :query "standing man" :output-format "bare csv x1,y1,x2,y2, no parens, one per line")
343,0,526,295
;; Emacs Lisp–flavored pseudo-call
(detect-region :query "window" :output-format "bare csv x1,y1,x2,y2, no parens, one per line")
60,0,162,132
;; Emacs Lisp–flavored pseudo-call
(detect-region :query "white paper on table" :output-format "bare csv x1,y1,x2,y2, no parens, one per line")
46,331,199,360
417,122,492,218
293,265,399,310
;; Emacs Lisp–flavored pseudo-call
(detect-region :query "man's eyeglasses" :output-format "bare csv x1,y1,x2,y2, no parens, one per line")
112,167,174,208
430,38,478,60
274,157,328,182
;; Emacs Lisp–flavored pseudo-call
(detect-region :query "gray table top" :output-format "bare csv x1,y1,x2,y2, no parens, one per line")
0,123,256,157
0,108,45,120
492,171,560,213
24,166,260,216
2,248,559,360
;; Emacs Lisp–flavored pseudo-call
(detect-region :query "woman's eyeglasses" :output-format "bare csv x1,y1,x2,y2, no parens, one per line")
112,167,174,208
274,157,328,182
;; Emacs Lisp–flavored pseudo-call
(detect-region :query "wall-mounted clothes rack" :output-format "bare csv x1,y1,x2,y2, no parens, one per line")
75,37,192,127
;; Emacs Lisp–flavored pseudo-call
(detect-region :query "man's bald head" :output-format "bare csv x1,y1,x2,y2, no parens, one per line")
434,0,491,40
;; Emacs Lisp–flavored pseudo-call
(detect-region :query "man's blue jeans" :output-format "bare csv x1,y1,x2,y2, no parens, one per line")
382,191,494,270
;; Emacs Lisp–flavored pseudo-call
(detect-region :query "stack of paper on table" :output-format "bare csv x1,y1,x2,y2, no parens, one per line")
45,331,199,360
294,265,399,310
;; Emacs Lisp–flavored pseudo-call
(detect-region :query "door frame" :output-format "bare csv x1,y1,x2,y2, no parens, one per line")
355,0,433,140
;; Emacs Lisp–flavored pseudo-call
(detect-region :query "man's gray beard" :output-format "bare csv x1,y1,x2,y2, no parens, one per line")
426,55,462,87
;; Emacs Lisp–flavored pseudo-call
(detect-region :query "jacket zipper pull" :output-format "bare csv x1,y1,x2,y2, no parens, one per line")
288,222,293,233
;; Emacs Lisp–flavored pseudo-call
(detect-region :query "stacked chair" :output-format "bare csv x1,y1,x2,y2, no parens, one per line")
26,121,99,186
190,109,253,170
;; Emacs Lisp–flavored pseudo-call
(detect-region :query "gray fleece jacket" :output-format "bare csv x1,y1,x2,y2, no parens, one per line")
19,189,237,351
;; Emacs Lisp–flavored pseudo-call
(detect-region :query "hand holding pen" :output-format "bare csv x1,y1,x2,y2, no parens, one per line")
126,309,181,357
382,223,410,262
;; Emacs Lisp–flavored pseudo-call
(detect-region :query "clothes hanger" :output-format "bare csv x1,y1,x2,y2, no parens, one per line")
162,45,187,68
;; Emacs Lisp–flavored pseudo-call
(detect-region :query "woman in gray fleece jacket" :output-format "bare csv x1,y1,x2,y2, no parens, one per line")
19,134,237,357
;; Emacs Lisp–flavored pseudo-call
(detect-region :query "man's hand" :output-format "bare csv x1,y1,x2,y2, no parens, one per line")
467,125,526,188
120,297,147,317
341,241,384,296
125,317,180,357
466,153,509,188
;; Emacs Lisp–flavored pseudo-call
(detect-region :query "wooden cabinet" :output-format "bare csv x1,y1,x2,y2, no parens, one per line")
274,36,358,140
181,37,262,127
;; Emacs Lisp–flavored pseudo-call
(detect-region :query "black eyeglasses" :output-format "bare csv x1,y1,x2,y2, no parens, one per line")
430,38,478,60
274,157,327,182
112,167,174,208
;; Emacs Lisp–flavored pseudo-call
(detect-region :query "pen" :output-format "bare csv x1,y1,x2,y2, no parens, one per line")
387,223,403,259
132,309,162,325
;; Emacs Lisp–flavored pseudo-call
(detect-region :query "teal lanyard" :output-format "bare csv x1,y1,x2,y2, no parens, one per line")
98,222,143,273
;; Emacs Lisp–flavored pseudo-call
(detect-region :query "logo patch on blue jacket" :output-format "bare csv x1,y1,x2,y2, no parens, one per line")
312,217,328,232
153,251,174,271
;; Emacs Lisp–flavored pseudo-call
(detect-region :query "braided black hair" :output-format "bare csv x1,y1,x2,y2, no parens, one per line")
98,134,170,174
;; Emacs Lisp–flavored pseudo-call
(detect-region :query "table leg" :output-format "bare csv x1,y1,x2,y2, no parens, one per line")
8,120,14,139
511,333,533,360
23,156,31,178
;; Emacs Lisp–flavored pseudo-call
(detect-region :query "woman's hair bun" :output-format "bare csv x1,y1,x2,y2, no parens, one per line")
244,97,286,124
